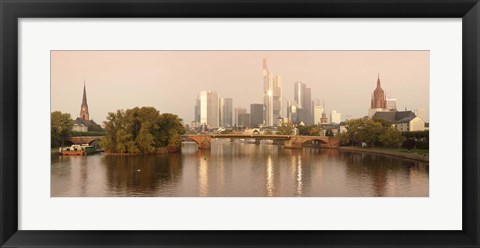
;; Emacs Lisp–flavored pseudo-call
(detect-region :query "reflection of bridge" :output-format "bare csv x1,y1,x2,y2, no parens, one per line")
182,134,339,149
66,136,104,145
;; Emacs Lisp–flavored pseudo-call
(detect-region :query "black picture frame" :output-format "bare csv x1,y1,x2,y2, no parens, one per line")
1,0,479,247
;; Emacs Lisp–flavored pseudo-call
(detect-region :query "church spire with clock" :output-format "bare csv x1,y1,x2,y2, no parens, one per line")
80,81,89,120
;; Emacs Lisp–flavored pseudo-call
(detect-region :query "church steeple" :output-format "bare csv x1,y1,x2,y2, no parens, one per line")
371,74,386,109
80,81,89,120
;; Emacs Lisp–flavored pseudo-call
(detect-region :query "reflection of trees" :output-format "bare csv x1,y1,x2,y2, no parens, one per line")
102,154,183,196
339,152,428,196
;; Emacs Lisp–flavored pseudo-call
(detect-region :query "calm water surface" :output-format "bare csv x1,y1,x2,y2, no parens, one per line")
51,142,429,197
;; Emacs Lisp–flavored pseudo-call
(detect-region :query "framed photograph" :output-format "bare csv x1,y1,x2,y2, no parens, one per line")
1,0,479,247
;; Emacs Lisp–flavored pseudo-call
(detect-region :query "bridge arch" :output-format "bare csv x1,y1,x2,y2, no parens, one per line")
182,135,212,149
284,136,339,149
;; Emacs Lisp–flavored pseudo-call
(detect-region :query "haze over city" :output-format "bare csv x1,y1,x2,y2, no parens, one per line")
51,51,429,124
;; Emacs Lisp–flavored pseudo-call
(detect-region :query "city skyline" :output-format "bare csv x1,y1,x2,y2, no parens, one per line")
51,51,429,124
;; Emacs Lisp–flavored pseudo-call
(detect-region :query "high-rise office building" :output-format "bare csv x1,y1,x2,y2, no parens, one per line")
263,58,282,126
195,90,219,128
294,81,312,125
238,113,251,128
234,107,247,126
219,98,233,127
250,103,264,128
287,100,299,124
314,105,324,124
330,110,341,124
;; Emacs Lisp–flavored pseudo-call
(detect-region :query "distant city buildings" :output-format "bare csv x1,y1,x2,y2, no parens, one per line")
263,58,282,126
293,81,312,125
195,90,219,128
238,113,251,128
190,70,427,133
250,104,264,128
234,107,247,126
219,98,233,127
312,99,324,125
330,110,341,124
287,100,299,124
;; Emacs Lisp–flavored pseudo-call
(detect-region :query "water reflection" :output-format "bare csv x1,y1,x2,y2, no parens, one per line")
51,142,429,197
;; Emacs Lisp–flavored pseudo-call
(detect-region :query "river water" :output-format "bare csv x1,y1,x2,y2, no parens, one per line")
51,142,429,197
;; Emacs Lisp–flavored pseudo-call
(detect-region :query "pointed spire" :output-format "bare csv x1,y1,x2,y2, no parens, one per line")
377,73,381,88
82,80,88,106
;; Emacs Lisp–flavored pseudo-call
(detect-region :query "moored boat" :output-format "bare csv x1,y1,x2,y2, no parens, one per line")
60,144,97,155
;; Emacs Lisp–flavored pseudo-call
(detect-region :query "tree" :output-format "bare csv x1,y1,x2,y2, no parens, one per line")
51,111,73,147
378,127,405,147
276,122,294,135
100,107,185,154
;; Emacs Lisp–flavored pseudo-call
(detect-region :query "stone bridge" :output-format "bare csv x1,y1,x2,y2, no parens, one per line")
182,134,339,149
65,136,104,145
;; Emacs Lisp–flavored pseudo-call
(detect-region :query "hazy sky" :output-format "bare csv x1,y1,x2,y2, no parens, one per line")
51,51,429,124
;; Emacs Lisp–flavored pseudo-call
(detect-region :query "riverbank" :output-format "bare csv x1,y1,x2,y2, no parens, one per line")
338,146,429,162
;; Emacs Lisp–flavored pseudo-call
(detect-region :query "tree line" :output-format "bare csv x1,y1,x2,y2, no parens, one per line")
100,107,184,154
338,118,405,148
51,107,185,154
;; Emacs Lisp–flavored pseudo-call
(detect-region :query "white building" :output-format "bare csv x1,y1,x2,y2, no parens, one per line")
330,110,341,124
196,90,219,128
396,116,426,132
312,99,325,125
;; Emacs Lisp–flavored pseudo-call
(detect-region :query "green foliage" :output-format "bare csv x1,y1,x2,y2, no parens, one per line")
337,132,351,146
51,111,73,148
297,125,322,136
264,130,273,135
87,121,105,132
342,118,406,148
100,107,185,154
276,122,294,135
403,131,429,140
378,127,405,147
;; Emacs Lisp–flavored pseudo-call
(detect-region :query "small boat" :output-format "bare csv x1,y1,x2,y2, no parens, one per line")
60,144,97,155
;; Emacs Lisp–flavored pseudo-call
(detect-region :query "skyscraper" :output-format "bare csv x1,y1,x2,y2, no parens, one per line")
294,81,312,125
263,58,282,126
195,90,219,128
250,103,264,128
330,110,341,124
79,81,89,120
219,98,233,127
238,113,251,128
313,104,324,125
234,107,247,126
